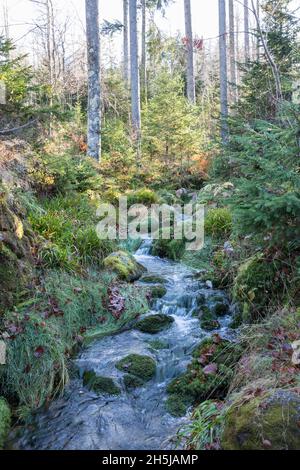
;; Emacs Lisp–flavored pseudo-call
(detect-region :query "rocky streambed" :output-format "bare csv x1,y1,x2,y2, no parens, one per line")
12,243,234,450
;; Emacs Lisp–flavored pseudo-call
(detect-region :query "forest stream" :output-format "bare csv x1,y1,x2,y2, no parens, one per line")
12,241,234,450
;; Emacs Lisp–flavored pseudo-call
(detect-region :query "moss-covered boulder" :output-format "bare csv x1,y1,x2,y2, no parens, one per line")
123,374,145,390
83,370,121,395
0,397,11,449
135,314,174,334
149,285,167,299
166,337,243,417
221,390,300,450
116,354,156,382
197,306,221,331
201,317,221,331
140,275,167,285
213,302,228,317
0,188,34,312
232,253,279,322
103,251,146,282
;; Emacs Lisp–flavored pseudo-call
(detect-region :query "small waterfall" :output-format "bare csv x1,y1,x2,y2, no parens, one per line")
135,238,153,256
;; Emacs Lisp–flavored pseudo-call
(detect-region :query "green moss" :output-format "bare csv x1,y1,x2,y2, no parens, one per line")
116,354,156,382
166,337,243,416
0,199,33,311
232,253,279,321
123,374,145,389
135,314,174,334
221,390,300,450
140,275,167,285
166,394,191,417
149,285,167,299
0,397,11,449
83,371,120,395
199,307,220,331
201,319,221,331
213,302,228,317
103,251,146,281
126,188,159,206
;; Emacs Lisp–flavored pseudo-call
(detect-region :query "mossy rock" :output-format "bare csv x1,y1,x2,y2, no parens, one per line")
83,370,121,395
123,374,145,390
0,397,11,449
199,306,221,331
116,354,156,382
232,253,279,321
149,285,167,299
193,337,243,366
135,314,174,334
201,318,221,331
221,390,300,450
0,196,34,312
140,275,167,285
166,337,243,416
103,251,146,282
196,293,206,306
213,302,228,317
166,394,191,417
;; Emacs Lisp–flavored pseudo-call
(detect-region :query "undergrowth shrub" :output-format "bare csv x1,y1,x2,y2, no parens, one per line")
205,208,232,239
29,194,116,268
126,188,159,206
30,153,102,195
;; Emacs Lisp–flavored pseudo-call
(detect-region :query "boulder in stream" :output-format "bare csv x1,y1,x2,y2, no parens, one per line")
140,274,167,285
149,285,167,299
83,371,121,395
135,314,174,334
116,354,156,383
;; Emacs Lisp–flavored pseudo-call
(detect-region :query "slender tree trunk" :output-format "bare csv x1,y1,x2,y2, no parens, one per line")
251,0,282,103
256,0,260,61
244,0,250,61
129,0,141,161
123,0,130,83
141,0,147,97
184,0,195,104
218,0,228,143
85,0,101,161
229,0,237,105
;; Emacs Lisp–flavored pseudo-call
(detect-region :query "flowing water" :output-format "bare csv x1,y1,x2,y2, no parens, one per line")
13,242,233,450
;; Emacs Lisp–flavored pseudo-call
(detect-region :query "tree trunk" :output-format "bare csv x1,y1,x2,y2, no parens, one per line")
141,0,147,97
218,0,228,143
129,0,141,161
229,0,237,105
123,0,130,83
256,0,260,61
244,0,250,61
184,0,195,104
85,0,101,161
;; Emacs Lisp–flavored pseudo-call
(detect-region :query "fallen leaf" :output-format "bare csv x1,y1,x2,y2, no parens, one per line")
34,346,45,358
